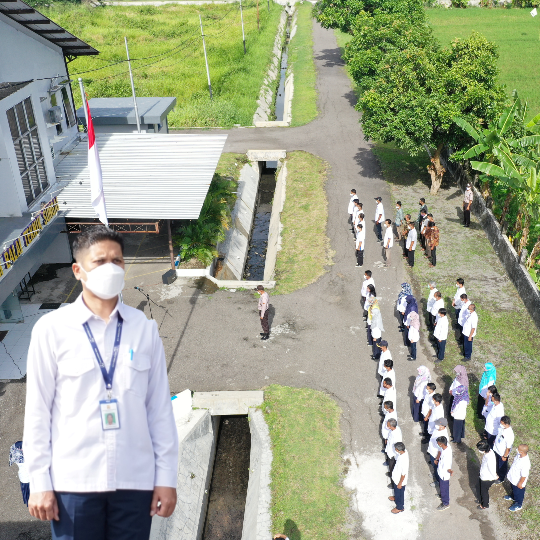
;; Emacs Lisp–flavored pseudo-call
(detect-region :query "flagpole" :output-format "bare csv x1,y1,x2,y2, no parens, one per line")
78,78,89,131
125,37,142,134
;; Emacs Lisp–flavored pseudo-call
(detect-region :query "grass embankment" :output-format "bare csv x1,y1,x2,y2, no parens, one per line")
44,2,282,127
373,141,540,536
426,7,540,118
274,151,332,294
262,385,348,540
288,3,318,127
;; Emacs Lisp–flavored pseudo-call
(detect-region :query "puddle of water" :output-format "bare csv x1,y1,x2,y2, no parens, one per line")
202,416,251,540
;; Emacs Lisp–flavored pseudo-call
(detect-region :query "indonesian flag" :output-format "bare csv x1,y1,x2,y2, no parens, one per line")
87,101,108,226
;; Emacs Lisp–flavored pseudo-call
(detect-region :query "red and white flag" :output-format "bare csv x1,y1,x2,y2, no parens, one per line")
87,100,108,226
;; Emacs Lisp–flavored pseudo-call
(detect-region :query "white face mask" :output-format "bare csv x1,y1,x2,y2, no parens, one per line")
80,262,125,300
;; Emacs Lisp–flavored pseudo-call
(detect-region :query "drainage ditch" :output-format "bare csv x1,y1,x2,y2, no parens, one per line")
202,415,251,540
274,14,291,121
243,162,277,280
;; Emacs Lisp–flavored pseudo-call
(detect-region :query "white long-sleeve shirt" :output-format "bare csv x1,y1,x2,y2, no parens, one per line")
23,294,178,493
413,380,428,401
437,445,453,481
406,228,417,250
374,202,385,223
421,390,434,416
458,300,471,326
382,385,396,413
391,450,409,486
383,226,393,248
453,286,467,309
428,427,448,458
426,288,438,313
379,368,396,395
381,409,397,440
378,349,392,379
361,277,374,297
428,404,444,434
480,450,498,481
385,427,403,459
485,402,505,436
462,311,478,338
430,298,444,317
348,195,356,214
434,316,449,341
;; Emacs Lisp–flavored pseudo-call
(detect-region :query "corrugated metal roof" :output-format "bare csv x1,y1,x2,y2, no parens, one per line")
0,80,32,101
0,0,98,57
55,133,228,220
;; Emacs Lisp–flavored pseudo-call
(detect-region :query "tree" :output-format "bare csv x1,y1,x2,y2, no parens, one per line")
356,32,506,194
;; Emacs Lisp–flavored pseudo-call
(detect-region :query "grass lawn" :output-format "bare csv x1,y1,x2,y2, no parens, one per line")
274,151,332,294
262,385,348,540
372,140,540,537
426,7,540,119
43,2,282,127
289,3,318,127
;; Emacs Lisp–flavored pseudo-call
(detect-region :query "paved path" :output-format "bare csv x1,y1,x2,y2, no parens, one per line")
0,20,504,540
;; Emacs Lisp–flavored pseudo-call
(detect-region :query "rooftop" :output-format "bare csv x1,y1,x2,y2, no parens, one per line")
0,81,32,101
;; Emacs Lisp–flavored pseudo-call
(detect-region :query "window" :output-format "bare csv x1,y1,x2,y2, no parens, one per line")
61,87,76,128
6,97,49,205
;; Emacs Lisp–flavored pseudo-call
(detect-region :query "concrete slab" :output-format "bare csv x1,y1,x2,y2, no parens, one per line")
237,163,260,212
192,391,264,415
246,150,286,162
219,228,249,280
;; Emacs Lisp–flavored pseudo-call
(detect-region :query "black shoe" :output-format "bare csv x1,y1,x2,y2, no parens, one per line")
421,438,430,445
260,333,265,336
261,333,269,340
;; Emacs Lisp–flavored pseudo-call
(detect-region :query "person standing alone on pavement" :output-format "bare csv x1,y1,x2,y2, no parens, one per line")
257,285,270,340
374,197,385,242
463,183,473,227
383,219,393,267
348,189,357,229
355,223,365,267
23,226,178,540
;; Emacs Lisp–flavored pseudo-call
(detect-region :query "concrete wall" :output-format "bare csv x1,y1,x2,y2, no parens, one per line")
264,161,287,281
442,154,540,330
150,409,218,540
241,409,273,540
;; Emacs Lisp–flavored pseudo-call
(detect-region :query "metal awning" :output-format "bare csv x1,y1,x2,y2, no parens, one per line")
0,0,98,57
55,133,228,220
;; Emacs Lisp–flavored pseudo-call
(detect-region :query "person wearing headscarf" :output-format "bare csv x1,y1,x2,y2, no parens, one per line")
448,365,469,416
368,297,384,358
397,283,412,331
406,311,420,360
450,385,469,444
478,363,497,419
9,441,30,506
412,366,431,422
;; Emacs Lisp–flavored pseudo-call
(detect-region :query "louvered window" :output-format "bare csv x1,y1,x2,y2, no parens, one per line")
6,98,49,205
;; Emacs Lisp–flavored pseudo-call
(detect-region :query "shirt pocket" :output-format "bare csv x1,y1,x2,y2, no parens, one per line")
124,353,151,399
56,356,96,403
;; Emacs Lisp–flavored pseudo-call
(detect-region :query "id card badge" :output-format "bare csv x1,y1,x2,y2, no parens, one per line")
100,399,121,430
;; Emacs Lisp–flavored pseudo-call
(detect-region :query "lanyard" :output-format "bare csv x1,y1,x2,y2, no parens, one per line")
83,313,123,400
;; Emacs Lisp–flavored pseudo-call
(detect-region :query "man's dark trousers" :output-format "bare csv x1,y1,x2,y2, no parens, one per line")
407,249,415,267
375,222,382,241
393,483,406,511
431,246,437,266
259,310,269,334
437,339,446,360
439,479,450,506
511,484,526,507
495,452,509,481
356,249,364,266
52,490,153,540
463,203,471,227
463,337,473,359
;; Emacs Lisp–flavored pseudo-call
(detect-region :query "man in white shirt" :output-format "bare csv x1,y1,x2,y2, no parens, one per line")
420,383,437,439
493,416,514,483
429,291,444,331
476,440,498,509
355,224,365,268
377,340,392,377
484,393,504,448
452,278,466,325
378,359,396,397
433,308,449,362
405,222,417,267
382,378,397,414
462,303,478,360
384,418,402,472
428,419,448,483
434,436,453,510
24,226,178,540
426,282,438,316
348,189,357,231
374,196,385,241
457,293,471,330
381,400,397,451
389,442,409,513
361,271,374,319
383,219,393,267
505,445,531,511
427,393,444,438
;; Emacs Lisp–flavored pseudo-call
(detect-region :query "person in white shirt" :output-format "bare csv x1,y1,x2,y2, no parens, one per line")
389,443,409,513
361,271,374,319
462,303,478,360
457,294,471,330
428,419,449,482
434,436,453,509
450,385,469,444
505,445,531,511
429,292,444,331
354,207,364,236
405,222,417,267
23,226,178,540
433,308,449,362
412,365,431,422
381,400,397,450
477,362,496,419
452,278,466,324
378,359,395,397
420,383,437,439
426,282,438,316
426,393,444,439
484,393,504,448
382,378,397,414
493,416,514,483
383,219,393,267
377,341,392,378
355,224,365,267
476,440,498,509
384,419,402,472
348,189,357,231
374,196,385,241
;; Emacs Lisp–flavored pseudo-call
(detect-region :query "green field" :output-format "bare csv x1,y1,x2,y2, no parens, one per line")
42,2,282,127
427,7,540,118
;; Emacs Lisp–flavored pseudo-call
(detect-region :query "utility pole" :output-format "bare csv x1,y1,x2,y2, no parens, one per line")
199,14,213,100
124,37,141,133
257,0,260,31
240,0,246,54
167,220,175,271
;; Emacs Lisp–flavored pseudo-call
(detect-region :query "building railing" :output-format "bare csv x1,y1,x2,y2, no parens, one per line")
0,198,60,279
